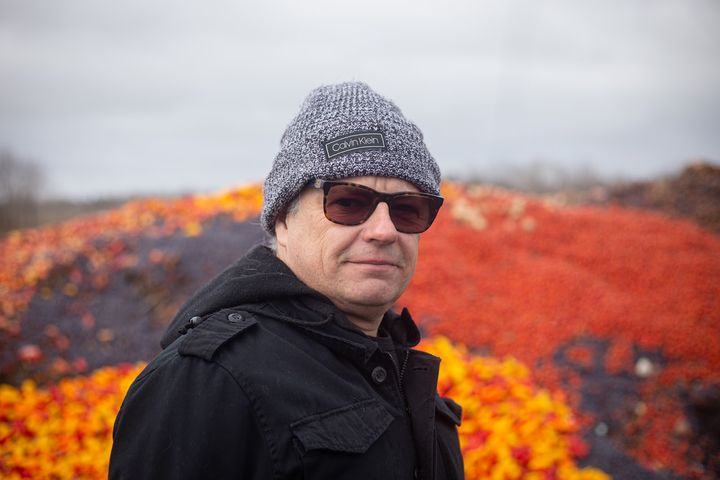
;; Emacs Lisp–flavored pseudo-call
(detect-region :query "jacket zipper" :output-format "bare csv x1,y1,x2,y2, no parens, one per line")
396,349,410,411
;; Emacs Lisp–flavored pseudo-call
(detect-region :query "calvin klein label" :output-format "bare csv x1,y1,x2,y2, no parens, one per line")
323,132,386,160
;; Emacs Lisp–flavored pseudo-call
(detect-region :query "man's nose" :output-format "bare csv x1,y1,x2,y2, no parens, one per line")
361,202,398,243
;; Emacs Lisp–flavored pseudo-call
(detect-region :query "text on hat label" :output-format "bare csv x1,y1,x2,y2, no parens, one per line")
323,132,386,159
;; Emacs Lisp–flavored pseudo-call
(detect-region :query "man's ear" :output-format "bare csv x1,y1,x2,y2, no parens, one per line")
274,214,289,252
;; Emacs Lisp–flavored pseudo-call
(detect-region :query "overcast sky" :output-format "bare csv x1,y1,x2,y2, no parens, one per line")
1,0,719,198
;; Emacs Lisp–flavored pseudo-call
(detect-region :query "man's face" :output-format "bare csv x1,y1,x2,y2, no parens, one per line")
274,176,421,321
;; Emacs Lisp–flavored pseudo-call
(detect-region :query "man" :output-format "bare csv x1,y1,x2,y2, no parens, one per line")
109,82,464,479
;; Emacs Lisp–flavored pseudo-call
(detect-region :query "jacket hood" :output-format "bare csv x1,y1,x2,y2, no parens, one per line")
161,245,328,348
161,244,421,350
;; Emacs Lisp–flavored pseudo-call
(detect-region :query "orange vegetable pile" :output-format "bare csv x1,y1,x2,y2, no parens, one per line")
423,337,610,480
0,185,263,365
401,183,720,476
0,363,144,479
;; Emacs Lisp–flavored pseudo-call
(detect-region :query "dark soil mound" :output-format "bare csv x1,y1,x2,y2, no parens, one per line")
584,161,720,235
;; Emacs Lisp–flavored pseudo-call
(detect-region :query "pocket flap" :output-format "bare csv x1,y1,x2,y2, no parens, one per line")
435,395,462,426
291,399,393,454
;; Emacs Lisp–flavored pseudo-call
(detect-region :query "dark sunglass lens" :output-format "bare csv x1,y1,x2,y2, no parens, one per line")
389,196,433,233
325,185,375,224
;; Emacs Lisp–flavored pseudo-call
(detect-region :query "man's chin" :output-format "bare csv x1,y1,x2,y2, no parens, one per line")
341,285,403,309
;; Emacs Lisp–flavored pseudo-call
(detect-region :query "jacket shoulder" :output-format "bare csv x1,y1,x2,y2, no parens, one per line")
178,308,258,361
436,394,462,426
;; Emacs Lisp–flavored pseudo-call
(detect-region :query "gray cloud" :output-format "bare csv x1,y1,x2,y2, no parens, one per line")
1,0,718,198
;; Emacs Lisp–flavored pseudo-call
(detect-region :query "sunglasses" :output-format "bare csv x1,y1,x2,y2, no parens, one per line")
312,179,444,234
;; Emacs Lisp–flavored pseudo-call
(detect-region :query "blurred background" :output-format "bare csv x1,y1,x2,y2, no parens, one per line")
2,2,720,478
1,0,719,232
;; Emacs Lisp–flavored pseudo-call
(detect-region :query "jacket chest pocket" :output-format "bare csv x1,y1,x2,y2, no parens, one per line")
290,398,397,479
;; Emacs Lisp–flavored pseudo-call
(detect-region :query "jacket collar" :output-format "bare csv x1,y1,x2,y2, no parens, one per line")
162,243,422,352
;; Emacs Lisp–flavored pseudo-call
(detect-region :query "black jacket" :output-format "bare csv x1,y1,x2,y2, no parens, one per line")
109,245,464,479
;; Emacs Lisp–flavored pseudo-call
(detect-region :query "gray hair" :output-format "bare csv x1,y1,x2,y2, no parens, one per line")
265,194,301,253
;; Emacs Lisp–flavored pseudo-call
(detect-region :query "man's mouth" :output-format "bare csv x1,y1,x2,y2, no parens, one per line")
348,259,400,268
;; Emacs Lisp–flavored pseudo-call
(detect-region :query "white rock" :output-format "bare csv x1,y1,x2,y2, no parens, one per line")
635,357,654,378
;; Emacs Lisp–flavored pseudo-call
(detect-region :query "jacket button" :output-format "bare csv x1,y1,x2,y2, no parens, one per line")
189,316,202,326
227,313,244,323
371,366,387,384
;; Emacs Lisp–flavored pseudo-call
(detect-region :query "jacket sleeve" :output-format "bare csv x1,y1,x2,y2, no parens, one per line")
109,351,273,480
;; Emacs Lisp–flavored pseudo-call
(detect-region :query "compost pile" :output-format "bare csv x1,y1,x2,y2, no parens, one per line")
580,161,720,235
1,167,719,480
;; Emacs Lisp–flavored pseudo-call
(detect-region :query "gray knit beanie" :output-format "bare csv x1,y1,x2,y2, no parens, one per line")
261,81,441,234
